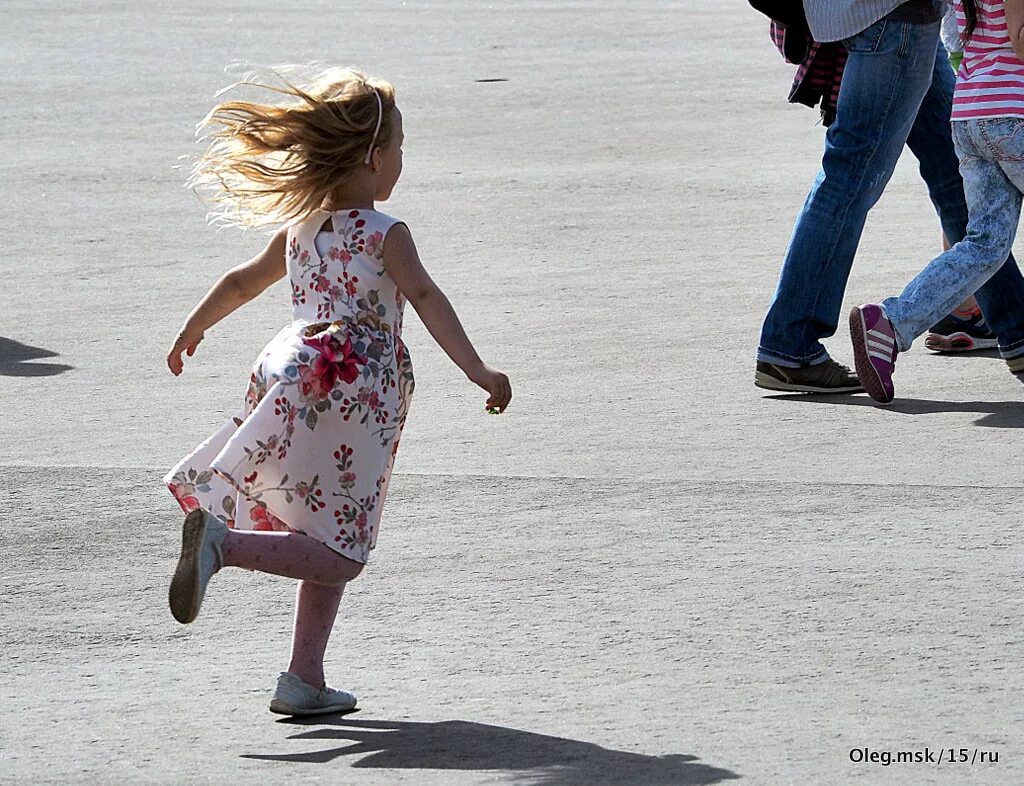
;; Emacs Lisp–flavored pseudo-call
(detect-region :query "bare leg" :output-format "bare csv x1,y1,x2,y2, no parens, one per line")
287,581,346,687
953,294,980,316
221,529,363,586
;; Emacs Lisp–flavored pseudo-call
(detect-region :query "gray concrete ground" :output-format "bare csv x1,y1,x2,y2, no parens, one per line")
2,2,1021,784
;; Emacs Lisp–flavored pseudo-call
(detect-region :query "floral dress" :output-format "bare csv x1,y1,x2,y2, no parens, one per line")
165,209,414,564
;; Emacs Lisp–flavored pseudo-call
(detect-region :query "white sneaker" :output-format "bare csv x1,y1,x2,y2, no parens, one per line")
168,508,228,624
269,672,357,716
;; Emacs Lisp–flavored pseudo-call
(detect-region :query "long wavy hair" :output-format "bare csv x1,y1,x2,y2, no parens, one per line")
188,66,397,228
962,0,978,39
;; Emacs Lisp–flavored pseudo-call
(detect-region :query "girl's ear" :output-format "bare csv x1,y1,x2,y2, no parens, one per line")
368,147,383,172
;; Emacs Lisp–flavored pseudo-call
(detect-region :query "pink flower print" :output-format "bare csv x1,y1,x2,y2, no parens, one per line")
295,481,310,499
299,333,368,400
340,471,356,489
298,364,332,402
313,274,331,293
344,276,359,297
355,511,368,531
250,505,274,531
169,483,201,513
329,246,352,263
364,231,384,257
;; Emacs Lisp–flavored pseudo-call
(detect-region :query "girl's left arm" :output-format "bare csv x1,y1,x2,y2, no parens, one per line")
383,223,512,412
1008,0,1024,60
167,228,288,375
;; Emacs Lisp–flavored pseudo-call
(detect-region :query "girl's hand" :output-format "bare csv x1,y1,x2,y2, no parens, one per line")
468,363,512,413
167,330,204,376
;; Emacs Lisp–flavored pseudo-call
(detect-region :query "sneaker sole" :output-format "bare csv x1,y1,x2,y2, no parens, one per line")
168,508,206,624
269,698,357,716
924,332,998,352
850,308,894,404
754,370,862,394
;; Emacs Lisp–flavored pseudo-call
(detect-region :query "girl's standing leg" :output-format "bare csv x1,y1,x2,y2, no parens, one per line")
220,528,362,686
287,581,347,688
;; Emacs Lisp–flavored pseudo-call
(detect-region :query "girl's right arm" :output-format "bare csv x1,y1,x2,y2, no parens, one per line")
167,228,288,375
1008,0,1024,60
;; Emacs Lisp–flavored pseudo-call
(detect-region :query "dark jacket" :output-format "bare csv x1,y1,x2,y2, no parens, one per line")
770,22,847,126
749,1,847,126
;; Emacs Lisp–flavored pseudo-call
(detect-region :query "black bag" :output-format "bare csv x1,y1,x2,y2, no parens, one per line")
748,0,812,64
747,1,805,26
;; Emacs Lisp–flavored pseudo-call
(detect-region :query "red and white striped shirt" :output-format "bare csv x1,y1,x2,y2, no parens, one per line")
952,1,1024,119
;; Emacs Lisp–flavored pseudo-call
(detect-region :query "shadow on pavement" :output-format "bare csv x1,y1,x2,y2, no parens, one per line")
765,393,1024,428
0,337,74,376
243,717,741,785
931,348,1002,361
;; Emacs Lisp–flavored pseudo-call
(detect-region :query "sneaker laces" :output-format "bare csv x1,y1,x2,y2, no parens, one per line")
824,360,857,383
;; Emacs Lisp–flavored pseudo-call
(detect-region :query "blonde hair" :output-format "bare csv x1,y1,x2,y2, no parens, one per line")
188,66,397,228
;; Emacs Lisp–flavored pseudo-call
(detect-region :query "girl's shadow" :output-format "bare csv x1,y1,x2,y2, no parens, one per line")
243,717,741,785
0,337,74,376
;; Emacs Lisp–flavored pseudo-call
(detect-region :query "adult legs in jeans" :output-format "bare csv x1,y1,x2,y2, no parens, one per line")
884,119,1024,351
757,18,940,368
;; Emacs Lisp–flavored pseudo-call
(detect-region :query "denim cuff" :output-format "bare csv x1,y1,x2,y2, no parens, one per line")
756,346,830,368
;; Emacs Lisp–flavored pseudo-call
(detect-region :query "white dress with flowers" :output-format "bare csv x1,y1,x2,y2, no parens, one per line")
165,209,414,564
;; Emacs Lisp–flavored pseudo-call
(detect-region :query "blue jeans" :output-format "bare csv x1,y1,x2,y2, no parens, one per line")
757,17,1024,365
885,118,1024,357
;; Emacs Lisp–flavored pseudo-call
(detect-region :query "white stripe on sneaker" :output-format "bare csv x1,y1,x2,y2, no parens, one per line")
867,340,893,354
867,328,895,345
868,348,894,362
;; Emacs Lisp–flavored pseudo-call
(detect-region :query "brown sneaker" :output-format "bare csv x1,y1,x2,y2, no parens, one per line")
755,359,863,394
1008,356,1024,374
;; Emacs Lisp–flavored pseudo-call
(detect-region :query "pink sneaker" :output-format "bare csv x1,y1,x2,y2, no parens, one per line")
850,304,898,403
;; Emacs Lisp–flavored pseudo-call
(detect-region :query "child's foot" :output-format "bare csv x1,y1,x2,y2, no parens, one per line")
924,310,998,352
850,304,899,403
269,672,357,716
168,508,228,624
1008,355,1024,374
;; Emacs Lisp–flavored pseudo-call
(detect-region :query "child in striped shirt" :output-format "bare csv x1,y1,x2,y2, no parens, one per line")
924,3,1000,354
850,0,1024,402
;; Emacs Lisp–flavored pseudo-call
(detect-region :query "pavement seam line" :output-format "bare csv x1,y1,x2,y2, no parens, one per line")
0,465,1021,492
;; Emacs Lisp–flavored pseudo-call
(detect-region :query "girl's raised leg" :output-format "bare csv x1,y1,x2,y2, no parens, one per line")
220,529,363,585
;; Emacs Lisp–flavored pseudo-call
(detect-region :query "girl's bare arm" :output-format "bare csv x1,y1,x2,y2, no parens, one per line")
383,223,512,412
167,228,288,375
1008,0,1024,60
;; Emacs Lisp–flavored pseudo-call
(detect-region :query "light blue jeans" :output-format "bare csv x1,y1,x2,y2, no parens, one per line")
884,117,1024,355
